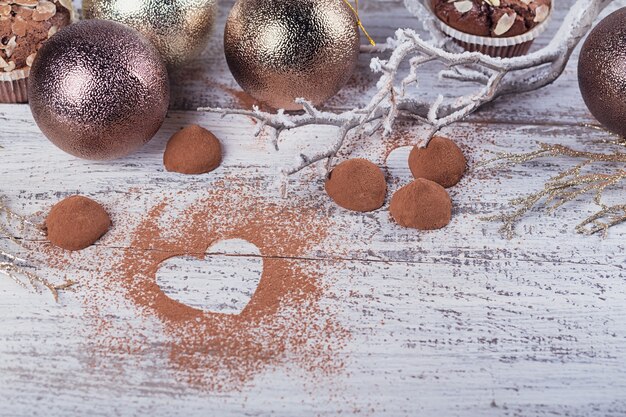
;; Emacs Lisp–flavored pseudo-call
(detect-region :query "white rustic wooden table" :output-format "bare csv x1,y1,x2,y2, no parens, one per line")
1,1,625,416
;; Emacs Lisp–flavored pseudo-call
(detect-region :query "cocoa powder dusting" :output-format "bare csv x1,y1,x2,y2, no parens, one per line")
44,180,348,391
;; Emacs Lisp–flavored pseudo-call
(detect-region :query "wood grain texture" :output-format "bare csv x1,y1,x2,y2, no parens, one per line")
1,0,626,416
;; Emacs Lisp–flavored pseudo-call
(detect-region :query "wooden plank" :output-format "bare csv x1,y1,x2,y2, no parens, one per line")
0,253,625,416
1,105,624,265
1,104,624,415
1,0,625,415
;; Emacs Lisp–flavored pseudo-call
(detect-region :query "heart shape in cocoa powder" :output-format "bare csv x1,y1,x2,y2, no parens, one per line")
106,191,346,390
156,239,263,315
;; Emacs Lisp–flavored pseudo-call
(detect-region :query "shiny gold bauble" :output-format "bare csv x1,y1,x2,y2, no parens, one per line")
28,20,170,160
83,0,218,68
224,0,361,110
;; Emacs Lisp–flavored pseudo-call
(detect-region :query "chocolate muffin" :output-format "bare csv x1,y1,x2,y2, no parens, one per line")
0,0,74,102
432,0,551,38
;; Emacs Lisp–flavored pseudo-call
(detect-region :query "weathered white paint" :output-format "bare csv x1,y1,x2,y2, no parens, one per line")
1,0,625,416
156,240,263,314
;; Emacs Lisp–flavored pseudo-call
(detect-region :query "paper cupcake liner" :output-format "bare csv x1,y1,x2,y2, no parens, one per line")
452,39,534,58
0,68,30,104
432,2,554,58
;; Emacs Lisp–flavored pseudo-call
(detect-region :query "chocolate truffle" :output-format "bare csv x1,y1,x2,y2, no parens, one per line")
0,0,73,103
164,125,223,175
409,136,467,188
390,179,452,230
45,196,111,251
432,0,551,38
325,158,387,212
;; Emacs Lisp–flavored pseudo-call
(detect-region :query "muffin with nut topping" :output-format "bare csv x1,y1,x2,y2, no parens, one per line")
431,0,552,57
0,0,74,102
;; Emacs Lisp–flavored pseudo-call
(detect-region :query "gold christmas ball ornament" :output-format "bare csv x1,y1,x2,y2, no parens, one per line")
224,0,361,110
28,20,170,160
83,0,218,68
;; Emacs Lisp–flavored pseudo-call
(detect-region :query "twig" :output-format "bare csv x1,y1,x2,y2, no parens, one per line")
577,205,626,237
0,198,73,301
482,143,626,237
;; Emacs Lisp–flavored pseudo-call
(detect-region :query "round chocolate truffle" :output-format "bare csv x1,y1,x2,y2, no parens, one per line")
390,179,452,230
45,196,111,251
578,8,626,138
409,136,467,188
163,125,223,175
325,158,387,212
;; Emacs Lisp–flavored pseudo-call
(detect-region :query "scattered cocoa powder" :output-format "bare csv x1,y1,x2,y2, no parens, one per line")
38,180,348,391
325,158,386,212
163,125,223,175
384,128,418,160
117,184,347,389
408,136,467,188
390,178,452,230
44,195,111,251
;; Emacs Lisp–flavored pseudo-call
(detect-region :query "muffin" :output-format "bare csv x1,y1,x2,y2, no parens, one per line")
0,0,74,103
431,0,552,57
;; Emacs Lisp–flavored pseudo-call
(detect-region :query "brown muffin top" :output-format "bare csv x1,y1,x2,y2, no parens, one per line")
0,0,72,73
432,0,551,38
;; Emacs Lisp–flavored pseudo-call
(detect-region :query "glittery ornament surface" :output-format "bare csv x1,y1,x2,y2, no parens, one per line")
28,20,170,160
224,0,361,110
83,0,218,68
578,7,626,138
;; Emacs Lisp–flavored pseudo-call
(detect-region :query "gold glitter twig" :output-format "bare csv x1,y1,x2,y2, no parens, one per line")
0,197,73,301
576,204,626,237
482,143,626,238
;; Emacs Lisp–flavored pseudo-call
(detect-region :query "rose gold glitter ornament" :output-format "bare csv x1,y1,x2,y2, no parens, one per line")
578,8,626,138
83,0,218,68
224,0,361,111
28,20,170,160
